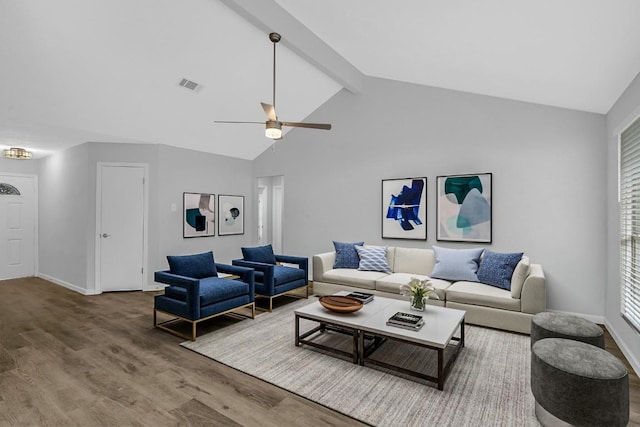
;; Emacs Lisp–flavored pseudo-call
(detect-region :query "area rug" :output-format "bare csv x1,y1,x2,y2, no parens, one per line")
182,298,539,426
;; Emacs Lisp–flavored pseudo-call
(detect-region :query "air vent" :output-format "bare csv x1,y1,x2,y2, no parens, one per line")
178,78,202,92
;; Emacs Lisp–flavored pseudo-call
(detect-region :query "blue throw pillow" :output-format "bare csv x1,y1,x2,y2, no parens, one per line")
477,250,523,290
430,246,484,282
242,244,277,264
354,245,391,272
333,240,364,269
167,251,218,279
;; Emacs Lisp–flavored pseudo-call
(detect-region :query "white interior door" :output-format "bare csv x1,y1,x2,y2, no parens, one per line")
97,165,145,292
0,175,36,280
257,186,267,245
272,185,283,253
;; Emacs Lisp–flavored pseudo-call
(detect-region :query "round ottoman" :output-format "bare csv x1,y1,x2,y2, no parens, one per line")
531,312,604,348
531,338,629,427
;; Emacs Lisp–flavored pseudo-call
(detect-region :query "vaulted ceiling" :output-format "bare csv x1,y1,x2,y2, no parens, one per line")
1,0,640,160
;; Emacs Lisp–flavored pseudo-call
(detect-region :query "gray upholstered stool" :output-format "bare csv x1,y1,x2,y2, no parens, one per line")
531,312,604,348
531,338,629,427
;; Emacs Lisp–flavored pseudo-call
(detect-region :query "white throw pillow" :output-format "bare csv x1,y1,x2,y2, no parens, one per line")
510,256,530,299
354,245,391,273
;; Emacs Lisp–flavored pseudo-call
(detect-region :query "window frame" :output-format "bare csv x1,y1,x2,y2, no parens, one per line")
619,114,640,333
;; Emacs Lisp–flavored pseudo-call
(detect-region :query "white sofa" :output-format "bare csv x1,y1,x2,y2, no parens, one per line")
312,246,546,334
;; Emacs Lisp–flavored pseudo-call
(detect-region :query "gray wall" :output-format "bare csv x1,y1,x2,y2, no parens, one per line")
38,142,254,293
254,76,607,319
0,157,40,175
155,144,254,266
39,143,91,291
606,72,640,373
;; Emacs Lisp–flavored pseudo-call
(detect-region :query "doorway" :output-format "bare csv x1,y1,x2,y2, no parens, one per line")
95,163,148,292
0,174,37,280
257,176,284,253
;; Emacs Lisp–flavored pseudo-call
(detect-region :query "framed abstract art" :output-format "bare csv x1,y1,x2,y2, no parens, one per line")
183,192,215,238
436,173,492,243
218,194,244,236
381,177,427,240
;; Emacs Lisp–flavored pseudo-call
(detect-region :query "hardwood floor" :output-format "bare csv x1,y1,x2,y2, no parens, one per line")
0,277,366,427
603,325,640,426
0,277,637,426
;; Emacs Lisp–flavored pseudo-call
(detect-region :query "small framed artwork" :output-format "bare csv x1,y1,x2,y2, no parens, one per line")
183,192,215,238
218,195,244,236
436,173,492,243
382,177,427,240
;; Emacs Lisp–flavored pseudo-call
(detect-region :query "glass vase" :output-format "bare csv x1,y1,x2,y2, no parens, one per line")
410,295,427,311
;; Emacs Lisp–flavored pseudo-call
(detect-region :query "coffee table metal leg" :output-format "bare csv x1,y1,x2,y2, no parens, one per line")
295,314,300,347
358,330,364,365
352,329,358,364
437,349,444,390
461,320,465,347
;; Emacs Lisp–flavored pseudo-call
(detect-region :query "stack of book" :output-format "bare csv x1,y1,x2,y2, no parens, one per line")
386,312,425,331
345,292,374,304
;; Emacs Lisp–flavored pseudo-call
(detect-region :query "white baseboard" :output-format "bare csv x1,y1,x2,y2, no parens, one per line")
604,319,640,377
37,273,99,295
547,308,605,325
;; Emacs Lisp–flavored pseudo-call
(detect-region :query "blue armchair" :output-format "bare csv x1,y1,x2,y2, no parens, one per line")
154,251,255,341
232,244,309,312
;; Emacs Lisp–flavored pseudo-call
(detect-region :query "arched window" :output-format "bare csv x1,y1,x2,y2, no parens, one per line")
0,183,20,195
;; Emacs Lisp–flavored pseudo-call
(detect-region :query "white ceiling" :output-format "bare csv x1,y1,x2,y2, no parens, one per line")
1,0,640,160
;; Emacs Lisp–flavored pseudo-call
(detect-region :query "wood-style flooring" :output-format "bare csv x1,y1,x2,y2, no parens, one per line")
0,277,638,426
0,277,365,427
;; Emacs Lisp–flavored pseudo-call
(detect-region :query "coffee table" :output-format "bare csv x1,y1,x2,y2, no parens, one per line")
294,294,465,390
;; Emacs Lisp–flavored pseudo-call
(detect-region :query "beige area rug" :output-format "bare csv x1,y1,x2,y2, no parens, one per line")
181,297,539,427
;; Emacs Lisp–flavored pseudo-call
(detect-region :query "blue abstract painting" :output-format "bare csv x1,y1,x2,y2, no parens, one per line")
382,177,427,240
437,173,492,242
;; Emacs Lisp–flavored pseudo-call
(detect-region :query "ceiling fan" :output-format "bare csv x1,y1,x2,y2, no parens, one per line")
215,32,332,140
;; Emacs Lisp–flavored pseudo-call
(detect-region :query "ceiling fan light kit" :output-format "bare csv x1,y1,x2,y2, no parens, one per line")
215,32,332,140
265,121,282,139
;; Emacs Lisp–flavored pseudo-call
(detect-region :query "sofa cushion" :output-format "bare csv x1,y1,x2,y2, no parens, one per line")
242,244,277,264
511,256,531,299
477,250,523,290
333,241,364,269
430,246,484,282
322,269,387,290
167,251,217,279
446,281,521,312
355,245,391,272
273,265,306,285
165,277,248,306
375,272,451,300
392,247,435,275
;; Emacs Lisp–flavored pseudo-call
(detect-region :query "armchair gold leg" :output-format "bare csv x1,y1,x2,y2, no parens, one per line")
154,303,254,341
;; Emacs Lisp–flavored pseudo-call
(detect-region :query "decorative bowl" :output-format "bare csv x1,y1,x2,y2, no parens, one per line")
319,295,363,313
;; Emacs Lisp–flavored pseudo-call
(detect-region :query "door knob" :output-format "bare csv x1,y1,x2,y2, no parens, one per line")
102,233,111,238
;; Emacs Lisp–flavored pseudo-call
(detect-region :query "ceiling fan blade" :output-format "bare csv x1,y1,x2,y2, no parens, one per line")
260,102,277,121
282,122,332,130
214,121,264,124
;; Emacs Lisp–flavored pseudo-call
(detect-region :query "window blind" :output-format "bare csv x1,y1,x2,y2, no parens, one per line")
620,115,640,333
